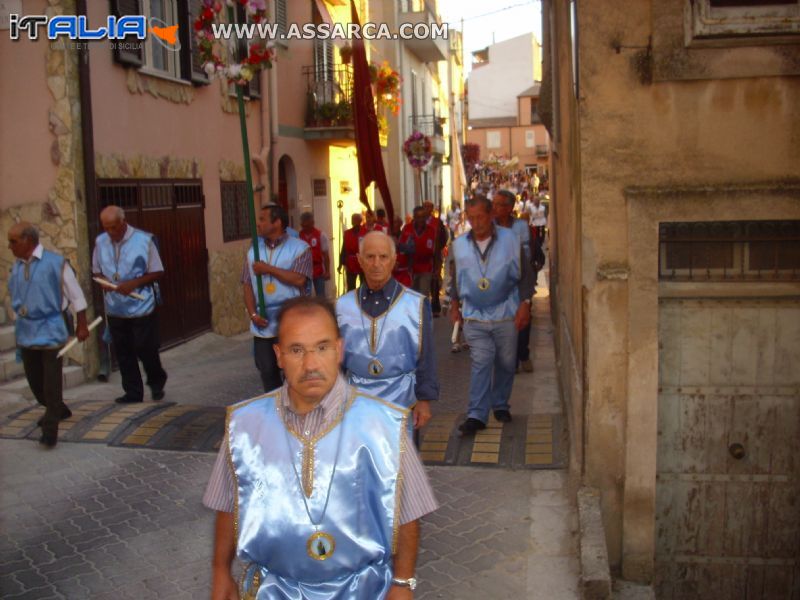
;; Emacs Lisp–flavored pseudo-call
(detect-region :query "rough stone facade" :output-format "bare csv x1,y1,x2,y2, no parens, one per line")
94,153,203,180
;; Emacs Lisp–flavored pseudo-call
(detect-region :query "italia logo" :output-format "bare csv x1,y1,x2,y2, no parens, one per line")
8,14,181,51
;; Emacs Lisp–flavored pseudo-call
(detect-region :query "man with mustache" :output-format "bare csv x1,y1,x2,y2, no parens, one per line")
336,231,439,440
204,296,437,599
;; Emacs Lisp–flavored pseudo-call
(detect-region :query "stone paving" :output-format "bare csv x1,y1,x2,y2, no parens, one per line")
0,275,580,599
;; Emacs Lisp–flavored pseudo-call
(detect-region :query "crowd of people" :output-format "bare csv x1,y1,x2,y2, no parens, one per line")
7,180,547,597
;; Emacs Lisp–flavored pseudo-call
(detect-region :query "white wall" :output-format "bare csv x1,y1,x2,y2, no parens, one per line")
468,33,538,120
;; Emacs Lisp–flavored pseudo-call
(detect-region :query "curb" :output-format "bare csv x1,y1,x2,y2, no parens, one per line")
578,486,612,599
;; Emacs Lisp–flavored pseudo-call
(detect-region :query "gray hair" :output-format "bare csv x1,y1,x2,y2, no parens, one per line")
358,230,396,258
102,205,126,221
20,224,39,245
495,189,516,206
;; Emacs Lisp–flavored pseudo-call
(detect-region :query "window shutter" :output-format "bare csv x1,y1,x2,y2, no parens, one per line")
179,0,210,85
276,0,288,38
111,0,143,67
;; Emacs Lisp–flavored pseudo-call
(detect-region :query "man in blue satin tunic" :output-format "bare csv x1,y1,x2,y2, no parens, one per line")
449,195,535,434
203,296,437,600
336,231,439,437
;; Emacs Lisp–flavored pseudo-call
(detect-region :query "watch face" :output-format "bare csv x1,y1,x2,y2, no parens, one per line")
408,578,417,590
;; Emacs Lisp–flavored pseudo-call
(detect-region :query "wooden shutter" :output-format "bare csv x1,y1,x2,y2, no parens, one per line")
111,0,143,67
276,0,287,37
179,0,210,85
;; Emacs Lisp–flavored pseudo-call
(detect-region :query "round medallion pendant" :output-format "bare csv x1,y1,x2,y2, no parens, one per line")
18,305,28,317
368,359,384,376
307,531,335,561
478,277,490,291
113,272,120,282
265,282,277,295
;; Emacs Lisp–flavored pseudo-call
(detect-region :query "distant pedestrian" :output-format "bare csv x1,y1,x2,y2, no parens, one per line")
399,206,436,296
338,213,364,292
374,208,390,232
298,211,331,298
493,190,534,373
8,222,89,447
449,196,535,433
93,206,167,404
243,204,311,392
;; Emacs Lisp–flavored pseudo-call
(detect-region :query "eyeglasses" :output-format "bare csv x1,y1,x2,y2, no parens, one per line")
281,342,336,361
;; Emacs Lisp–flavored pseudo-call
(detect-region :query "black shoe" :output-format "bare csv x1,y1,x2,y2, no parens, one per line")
493,409,512,423
39,432,57,448
115,396,143,404
151,389,165,401
458,418,486,435
96,374,108,383
37,406,72,427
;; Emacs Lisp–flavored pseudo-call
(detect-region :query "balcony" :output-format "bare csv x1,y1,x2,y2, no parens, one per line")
536,144,549,157
399,0,448,62
409,114,446,155
303,65,355,142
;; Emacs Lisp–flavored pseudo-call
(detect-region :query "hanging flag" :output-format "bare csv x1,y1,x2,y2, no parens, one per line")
350,0,394,226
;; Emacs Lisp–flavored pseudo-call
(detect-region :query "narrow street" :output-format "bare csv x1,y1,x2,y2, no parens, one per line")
0,277,581,600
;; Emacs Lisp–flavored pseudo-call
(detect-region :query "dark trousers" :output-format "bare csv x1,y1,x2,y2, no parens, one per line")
108,313,167,402
431,274,442,315
345,272,362,292
254,336,282,392
20,347,65,436
517,322,531,363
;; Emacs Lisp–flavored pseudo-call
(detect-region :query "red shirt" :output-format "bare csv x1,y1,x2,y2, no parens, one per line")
400,222,436,274
342,226,363,274
299,227,325,278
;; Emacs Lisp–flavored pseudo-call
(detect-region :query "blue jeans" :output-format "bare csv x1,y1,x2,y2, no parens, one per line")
462,319,517,424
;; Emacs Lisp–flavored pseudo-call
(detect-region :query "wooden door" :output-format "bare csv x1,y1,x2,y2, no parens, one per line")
656,297,800,599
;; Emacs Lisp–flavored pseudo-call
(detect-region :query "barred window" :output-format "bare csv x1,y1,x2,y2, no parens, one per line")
221,181,250,242
659,220,800,281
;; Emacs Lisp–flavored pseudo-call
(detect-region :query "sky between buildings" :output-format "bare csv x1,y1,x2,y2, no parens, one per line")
438,0,543,75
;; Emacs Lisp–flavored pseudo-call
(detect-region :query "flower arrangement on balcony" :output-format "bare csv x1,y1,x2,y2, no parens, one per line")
335,100,353,126
403,131,433,169
369,61,402,115
194,0,273,85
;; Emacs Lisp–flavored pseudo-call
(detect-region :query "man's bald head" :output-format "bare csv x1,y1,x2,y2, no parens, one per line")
100,205,127,242
358,230,395,257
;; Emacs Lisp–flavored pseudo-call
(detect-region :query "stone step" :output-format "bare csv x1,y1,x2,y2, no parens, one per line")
0,350,24,382
0,325,14,353
0,365,86,401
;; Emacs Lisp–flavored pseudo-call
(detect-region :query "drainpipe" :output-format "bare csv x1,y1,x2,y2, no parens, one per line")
268,54,279,201
76,0,99,373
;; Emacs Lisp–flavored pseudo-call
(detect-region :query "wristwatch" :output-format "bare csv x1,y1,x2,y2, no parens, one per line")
391,577,417,590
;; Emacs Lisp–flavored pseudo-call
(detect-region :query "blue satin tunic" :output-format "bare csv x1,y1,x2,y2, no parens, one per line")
10,250,68,348
247,237,309,338
453,226,521,321
227,389,407,600
95,228,156,318
336,287,423,411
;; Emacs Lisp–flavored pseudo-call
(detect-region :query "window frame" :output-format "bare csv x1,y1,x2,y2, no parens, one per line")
140,0,182,79
685,0,800,46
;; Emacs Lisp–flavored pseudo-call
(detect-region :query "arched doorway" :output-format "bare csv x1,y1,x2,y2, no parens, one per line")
277,155,298,228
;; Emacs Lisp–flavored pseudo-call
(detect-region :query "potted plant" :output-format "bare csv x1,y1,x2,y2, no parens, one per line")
339,43,353,65
317,102,338,126
336,100,353,125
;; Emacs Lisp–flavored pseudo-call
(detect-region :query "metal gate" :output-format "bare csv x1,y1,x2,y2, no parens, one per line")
656,297,800,598
96,179,211,348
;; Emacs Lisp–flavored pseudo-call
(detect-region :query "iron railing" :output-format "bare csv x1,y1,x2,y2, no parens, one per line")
408,114,445,137
302,65,354,127
658,220,800,281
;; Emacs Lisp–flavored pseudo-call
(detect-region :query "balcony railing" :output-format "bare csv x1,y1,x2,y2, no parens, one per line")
409,114,445,137
303,65,354,131
536,144,549,157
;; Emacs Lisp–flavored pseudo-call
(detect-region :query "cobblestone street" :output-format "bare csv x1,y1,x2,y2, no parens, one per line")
1,285,580,599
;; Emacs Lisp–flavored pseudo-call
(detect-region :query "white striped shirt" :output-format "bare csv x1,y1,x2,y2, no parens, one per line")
203,375,438,524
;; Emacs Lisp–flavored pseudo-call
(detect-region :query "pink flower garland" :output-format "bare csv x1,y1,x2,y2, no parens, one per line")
403,131,432,169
